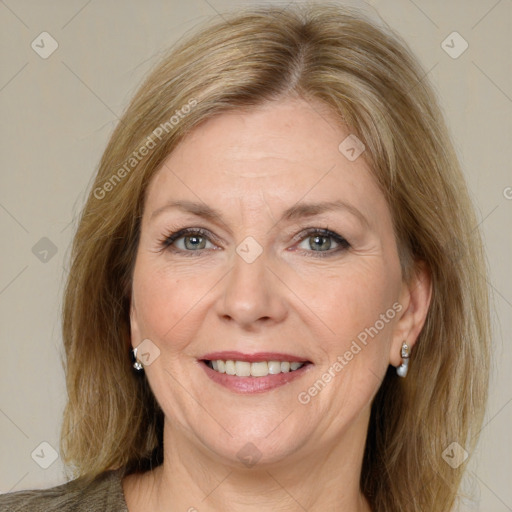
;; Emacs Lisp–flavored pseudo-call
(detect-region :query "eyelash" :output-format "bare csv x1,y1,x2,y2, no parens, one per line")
158,227,350,258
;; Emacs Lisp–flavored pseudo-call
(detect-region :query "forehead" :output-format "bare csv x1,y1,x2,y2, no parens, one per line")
144,98,386,222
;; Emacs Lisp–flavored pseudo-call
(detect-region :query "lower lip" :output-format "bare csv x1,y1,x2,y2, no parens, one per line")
199,361,312,393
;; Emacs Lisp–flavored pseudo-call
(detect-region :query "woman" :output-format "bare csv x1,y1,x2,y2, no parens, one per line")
1,3,490,511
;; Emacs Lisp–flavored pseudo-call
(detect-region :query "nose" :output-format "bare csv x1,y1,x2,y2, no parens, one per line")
216,247,288,330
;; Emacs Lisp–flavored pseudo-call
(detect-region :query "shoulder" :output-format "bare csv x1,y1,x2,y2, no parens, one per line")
0,469,128,512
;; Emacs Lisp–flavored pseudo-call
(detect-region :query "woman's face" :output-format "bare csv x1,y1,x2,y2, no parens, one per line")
130,97,414,467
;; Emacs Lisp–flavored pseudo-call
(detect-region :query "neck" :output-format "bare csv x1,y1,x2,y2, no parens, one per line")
124,414,372,512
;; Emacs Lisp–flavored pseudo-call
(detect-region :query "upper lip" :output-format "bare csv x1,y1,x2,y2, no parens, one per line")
201,351,311,363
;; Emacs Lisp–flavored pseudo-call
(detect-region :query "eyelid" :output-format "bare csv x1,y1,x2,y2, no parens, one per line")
158,227,218,252
159,226,350,255
292,227,350,254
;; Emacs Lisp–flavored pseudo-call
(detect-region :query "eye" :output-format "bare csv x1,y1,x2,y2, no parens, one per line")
159,226,350,258
295,228,350,256
159,228,217,254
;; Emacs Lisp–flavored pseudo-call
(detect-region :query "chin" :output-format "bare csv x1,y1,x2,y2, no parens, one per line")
195,420,308,469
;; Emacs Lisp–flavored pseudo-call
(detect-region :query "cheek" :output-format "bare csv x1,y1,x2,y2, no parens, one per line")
311,260,401,361
296,264,401,421
317,261,400,328
131,258,208,351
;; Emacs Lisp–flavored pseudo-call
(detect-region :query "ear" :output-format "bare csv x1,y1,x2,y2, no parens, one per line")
129,288,142,350
389,261,432,367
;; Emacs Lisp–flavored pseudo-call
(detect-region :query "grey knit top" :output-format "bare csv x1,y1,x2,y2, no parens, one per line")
0,469,128,511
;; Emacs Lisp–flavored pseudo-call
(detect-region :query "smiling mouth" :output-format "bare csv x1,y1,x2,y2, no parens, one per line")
203,359,311,377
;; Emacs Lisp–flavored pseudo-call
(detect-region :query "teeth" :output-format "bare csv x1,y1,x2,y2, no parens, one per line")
251,361,269,377
225,360,236,375
207,359,306,377
268,361,281,375
235,361,251,377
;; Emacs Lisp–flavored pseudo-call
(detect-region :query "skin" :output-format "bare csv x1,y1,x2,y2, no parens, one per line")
123,97,432,511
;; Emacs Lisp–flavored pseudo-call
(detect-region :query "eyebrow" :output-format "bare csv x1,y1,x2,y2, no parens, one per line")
150,199,369,228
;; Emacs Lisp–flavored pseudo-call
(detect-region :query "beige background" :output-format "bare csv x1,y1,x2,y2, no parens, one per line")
0,0,510,510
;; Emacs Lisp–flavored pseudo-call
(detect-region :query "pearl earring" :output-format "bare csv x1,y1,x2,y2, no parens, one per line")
131,347,144,371
396,342,410,378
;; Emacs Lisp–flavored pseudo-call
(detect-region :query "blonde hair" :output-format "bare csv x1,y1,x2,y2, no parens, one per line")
60,4,490,511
